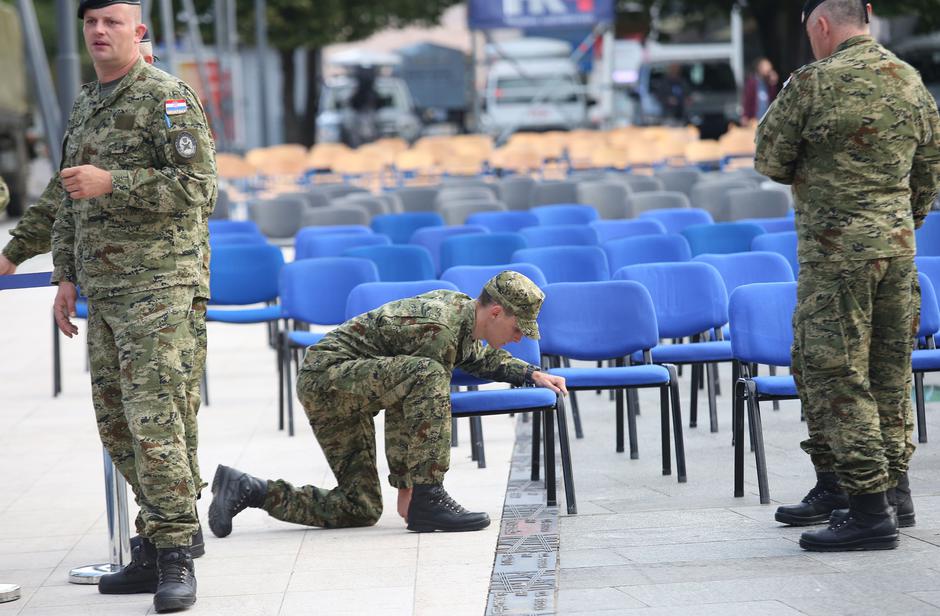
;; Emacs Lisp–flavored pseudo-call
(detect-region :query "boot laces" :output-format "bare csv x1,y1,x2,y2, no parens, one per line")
158,552,191,584
803,483,837,504
430,487,468,514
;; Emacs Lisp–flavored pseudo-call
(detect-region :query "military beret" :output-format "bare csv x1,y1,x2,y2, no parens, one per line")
802,0,869,25
78,0,140,19
483,271,545,340
140,30,150,44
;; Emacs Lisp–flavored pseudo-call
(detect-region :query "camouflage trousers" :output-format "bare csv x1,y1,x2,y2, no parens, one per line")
263,355,452,528
792,258,917,495
87,286,200,547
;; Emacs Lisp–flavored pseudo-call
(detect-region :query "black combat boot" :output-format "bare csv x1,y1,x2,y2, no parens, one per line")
208,465,268,538
775,471,849,526
131,525,205,558
98,537,158,594
406,484,491,532
799,491,899,552
152,547,197,613
887,473,915,528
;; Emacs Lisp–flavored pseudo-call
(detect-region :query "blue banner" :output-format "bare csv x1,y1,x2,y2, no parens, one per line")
468,0,614,30
0,271,52,291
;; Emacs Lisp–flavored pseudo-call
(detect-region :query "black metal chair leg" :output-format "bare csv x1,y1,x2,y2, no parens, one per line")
543,409,557,507
707,362,719,433
733,378,746,498
570,390,584,439
629,387,640,416
451,417,459,447
277,331,285,431
469,416,478,461
915,372,928,443
531,410,541,481
660,385,671,476
472,416,486,468
689,363,699,428
284,338,296,437
747,382,770,504
769,365,779,410
555,396,577,514
667,365,687,483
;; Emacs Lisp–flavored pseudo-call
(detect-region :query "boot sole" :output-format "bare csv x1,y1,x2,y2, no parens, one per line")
208,467,233,539
899,513,916,528
799,534,899,552
774,511,832,526
407,519,491,533
153,595,197,613
98,582,158,595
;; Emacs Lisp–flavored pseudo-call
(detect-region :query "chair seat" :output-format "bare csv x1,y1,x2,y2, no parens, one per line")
913,349,940,371
631,340,733,364
549,365,670,388
288,331,326,348
207,305,283,324
752,376,797,397
450,388,557,415
451,368,488,387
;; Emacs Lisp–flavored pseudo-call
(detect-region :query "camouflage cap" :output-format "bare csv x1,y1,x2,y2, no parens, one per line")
78,0,140,18
483,271,544,339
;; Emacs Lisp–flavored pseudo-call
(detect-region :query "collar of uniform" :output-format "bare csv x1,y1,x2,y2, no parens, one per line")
94,56,146,104
835,34,874,55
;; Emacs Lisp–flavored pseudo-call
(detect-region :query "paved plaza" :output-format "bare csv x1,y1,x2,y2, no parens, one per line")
2,232,940,615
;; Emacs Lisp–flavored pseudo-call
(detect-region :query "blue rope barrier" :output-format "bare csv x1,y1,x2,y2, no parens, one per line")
0,271,53,291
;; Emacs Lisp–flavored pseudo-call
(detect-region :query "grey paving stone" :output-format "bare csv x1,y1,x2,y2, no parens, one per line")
563,600,804,616
557,587,647,612
559,548,632,569
910,591,940,609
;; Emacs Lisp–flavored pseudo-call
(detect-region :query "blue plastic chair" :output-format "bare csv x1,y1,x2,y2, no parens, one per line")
910,273,940,444
615,262,732,432
208,219,263,236
371,212,445,244
209,232,269,247
466,210,539,233
729,281,798,504
408,224,489,275
738,216,795,234
343,244,435,282
590,219,666,244
916,211,940,256
295,232,390,260
682,222,765,256
440,264,549,296
439,232,528,272
538,281,686,481
294,224,373,241
207,244,285,323
520,225,599,248
277,257,380,435
345,280,459,319
751,231,799,278
640,208,714,234
512,246,609,284
604,234,692,271
694,252,794,294
530,204,599,225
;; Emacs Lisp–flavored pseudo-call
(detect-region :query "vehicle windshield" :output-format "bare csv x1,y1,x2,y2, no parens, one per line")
320,81,407,112
492,75,582,104
648,61,737,92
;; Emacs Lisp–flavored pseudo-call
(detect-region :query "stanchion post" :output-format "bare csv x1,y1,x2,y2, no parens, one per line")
68,448,132,584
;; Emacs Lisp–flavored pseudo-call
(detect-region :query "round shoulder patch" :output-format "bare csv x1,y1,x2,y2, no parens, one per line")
174,131,197,159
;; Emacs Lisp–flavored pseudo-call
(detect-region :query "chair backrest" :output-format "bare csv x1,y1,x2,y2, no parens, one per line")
342,244,436,282
209,220,262,236
576,181,631,219
440,263,549,295
466,210,539,233
693,252,794,293
301,204,370,228
591,219,666,244
345,280,459,319
209,243,285,305
690,180,755,222
497,176,536,210
614,262,729,339
530,204,599,225
751,231,799,278
916,211,940,257
435,187,496,208
520,224,599,248
439,232,528,272
392,186,441,212
655,168,702,196
336,195,388,217
681,222,765,256
538,281,660,360
322,184,370,200
728,282,797,366
371,212,445,244
609,173,664,193
726,188,791,221
604,234,691,271
530,180,579,206
294,225,373,248
639,207,714,234
738,216,795,234
250,197,304,238
916,256,940,302
280,189,330,209
279,257,380,325
918,272,940,339
209,232,268,246
512,246,610,283
452,336,542,387
628,191,691,214
409,224,489,275
295,232,390,260
439,200,507,225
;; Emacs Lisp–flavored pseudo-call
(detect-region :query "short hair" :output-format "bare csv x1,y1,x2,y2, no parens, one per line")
477,289,515,316
815,0,867,28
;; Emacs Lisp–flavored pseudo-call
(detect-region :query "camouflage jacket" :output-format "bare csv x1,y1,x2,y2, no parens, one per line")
755,35,940,263
305,290,539,386
2,175,61,265
51,58,216,299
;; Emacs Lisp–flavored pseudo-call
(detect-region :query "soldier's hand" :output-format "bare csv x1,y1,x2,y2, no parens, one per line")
532,371,567,396
54,282,79,337
0,254,15,275
60,165,113,200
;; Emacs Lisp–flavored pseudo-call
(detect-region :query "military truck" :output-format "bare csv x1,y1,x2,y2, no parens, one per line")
0,4,31,216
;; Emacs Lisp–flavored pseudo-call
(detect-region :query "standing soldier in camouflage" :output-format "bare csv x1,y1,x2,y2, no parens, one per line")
52,1,216,611
756,0,940,552
209,272,566,535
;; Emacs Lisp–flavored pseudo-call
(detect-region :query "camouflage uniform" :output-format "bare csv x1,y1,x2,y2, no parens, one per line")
263,287,543,528
52,58,216,547
756,35,940,495
1,176,62,265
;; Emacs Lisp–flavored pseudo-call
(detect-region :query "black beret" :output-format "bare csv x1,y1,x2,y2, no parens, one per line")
78,0,140,19
140,31,150,44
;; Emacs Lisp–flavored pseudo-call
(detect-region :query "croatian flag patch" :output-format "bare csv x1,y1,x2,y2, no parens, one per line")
165,99,188,115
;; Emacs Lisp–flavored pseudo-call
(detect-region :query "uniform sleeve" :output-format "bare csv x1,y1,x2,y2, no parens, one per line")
2,175,63,265
911,92,940,228
109,84,216,214
51,178,76,285
754,70,812,185
458,342,537,386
